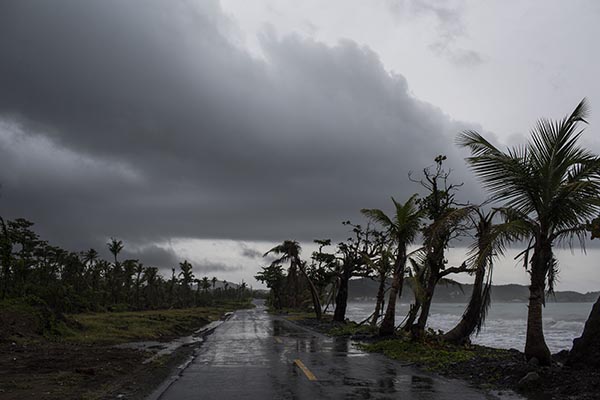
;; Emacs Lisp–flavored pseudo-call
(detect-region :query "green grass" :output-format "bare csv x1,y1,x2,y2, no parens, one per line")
359,338,511,371
57,301,252,345
328,321,377,336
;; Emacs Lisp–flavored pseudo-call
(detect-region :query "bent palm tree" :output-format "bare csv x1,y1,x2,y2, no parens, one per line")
457,99,600,364
362,194,423,336
265,240,322,320
443,208,527,344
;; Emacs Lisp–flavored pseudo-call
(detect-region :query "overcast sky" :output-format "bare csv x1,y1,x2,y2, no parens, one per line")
1,1,599,291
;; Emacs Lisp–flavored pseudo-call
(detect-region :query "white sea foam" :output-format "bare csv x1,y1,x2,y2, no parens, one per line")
345,301,593,353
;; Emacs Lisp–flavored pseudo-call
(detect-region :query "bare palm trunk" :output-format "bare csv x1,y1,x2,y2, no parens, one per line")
443,261,487,344
371,271,387,327
323,283,336,313
402,301,421,332
287,264,299,308
333,267,350,322
414,270,438,340
379,248,406,336
297,260,322,320
524,240,552,365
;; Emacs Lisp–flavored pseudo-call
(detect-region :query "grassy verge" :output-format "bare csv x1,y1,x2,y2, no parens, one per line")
359,338,514,371
59,301,252,345
0,298,253,400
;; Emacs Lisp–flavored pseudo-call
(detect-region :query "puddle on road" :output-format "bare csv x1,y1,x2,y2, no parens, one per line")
115,320,223,364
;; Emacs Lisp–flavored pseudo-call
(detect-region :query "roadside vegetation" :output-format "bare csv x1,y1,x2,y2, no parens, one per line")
0,221,255,399
257,99,600,396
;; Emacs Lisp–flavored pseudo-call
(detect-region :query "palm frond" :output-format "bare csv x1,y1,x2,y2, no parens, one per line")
360,208,393,230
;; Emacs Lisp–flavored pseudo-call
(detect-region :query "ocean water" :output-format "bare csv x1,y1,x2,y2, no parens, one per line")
345,301,594,353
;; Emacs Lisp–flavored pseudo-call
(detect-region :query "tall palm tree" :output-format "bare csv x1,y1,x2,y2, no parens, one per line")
362,194,423,336
457,99,600,365
107,238,123,265
265,240,322,320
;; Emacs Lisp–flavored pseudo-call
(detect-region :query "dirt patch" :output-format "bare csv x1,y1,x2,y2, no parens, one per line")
0,340,195,400
0,300,250,399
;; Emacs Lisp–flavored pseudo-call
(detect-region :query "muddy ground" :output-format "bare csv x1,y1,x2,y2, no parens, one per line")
0,301,247,400
0,332,199,400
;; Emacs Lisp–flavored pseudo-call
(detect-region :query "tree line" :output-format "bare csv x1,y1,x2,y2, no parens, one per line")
256,99,600,367
0,220,252,313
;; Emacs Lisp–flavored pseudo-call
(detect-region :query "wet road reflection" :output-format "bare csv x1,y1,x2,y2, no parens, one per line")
157,301,503,399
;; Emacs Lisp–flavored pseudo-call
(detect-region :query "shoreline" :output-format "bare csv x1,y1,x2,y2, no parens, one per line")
287,313,599,400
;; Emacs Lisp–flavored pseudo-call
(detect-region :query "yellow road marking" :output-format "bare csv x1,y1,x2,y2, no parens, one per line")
294,359,317,381
274,337,283,344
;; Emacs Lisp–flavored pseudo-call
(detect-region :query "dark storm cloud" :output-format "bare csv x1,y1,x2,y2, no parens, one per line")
0,0,485,254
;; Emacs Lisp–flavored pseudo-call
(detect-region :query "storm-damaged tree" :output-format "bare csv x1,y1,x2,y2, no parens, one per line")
443,208,526,344
410,156,474,340
457,98,600,365
132,261,145,309
265,240,323,319
255,263,286,310
362,194,423,336
178,260,195,307
332,222,386,322
307,239,337,311
121,259,138,303
365,247,393,328
168,267,177,307
107,238,124,303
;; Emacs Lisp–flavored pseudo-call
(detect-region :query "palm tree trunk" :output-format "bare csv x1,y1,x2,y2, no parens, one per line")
414,270,438,340
297,260,322,320
333,267,350,322
443,261,486,344
379,249,406,336
525,242,552,365
402,301,421,332
287,264,299,308
371,271,387,327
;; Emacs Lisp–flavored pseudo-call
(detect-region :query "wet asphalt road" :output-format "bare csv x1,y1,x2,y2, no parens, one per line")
157,302,505,400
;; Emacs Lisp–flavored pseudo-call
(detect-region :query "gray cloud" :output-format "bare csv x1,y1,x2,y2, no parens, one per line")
191,259,243,274
238,243,264,259
120,244,181,269
0,0,485,256
386,0,483,67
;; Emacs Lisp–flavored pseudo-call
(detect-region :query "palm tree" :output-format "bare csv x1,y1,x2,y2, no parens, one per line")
362,194,423,336
107,238,124,304
265,240,322,320
107,238,123,265
201,276,211,292
443,208,526,344
457,99,600,365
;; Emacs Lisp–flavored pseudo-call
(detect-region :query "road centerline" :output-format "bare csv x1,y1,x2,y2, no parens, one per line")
293,359,317,381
